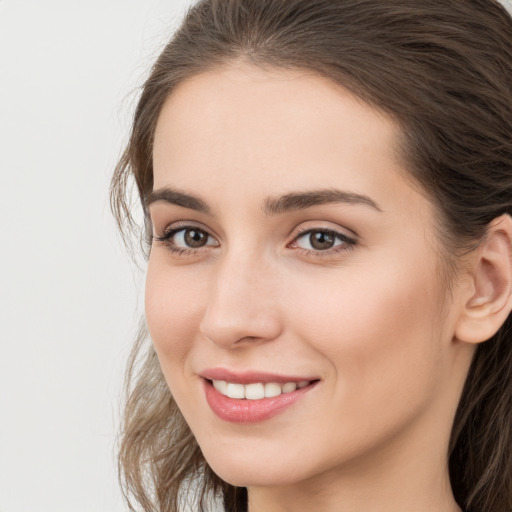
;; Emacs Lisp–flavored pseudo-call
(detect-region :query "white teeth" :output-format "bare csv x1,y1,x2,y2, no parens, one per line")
211,379,310,400
264,382,282,398
213,380,228,394
245,383,265,400
226,382,245,399
282,382,297,393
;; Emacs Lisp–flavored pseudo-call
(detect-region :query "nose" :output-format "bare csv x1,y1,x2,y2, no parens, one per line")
199,251,283,349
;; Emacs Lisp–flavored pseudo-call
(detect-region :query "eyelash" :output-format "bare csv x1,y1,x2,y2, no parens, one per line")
153,224,357,258
154,224,218,257
290,226,357,257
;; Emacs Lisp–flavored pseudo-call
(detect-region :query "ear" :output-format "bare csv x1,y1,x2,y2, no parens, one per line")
455,214,512,344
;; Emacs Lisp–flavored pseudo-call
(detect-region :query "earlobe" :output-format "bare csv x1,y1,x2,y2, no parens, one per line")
455,215,512,344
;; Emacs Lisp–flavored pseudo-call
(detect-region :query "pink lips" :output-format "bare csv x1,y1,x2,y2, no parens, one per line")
200,368,319,424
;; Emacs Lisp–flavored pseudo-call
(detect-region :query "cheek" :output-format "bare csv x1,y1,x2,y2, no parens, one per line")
286,256,447,425
145,254,206,368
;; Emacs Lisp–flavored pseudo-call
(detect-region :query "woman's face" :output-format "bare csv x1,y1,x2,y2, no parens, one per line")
146,63,470,490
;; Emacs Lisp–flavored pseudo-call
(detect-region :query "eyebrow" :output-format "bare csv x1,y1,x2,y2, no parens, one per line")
146,186,382,215
264,188,382,214
146,187,210,213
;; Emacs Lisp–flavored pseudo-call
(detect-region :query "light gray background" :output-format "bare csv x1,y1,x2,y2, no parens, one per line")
1,1,511,512
0,1,193,511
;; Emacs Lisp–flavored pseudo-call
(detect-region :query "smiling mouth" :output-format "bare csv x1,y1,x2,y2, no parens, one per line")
209,379,313,400
203,378,320,423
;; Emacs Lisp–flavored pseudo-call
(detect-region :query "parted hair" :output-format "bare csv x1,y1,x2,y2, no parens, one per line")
110,1,512,511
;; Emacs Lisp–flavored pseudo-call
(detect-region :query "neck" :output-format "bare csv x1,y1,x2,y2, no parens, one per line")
248,473,461,512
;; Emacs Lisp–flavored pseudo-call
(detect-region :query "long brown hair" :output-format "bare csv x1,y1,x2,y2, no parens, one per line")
111,1,512,510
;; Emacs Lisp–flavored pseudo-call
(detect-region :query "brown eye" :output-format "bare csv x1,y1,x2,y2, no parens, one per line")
309,231,335,250
156,226,218,252
184,229,208,248
293,228,356,253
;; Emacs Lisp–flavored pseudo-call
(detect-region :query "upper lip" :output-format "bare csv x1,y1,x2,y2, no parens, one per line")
200,368,319,384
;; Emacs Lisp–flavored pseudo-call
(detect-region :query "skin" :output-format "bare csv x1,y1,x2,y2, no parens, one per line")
145,62,477,512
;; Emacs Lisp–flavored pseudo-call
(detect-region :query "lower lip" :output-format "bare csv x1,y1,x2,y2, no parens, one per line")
203,379,317,424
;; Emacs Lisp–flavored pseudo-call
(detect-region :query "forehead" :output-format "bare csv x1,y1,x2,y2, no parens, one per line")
152,62,416,214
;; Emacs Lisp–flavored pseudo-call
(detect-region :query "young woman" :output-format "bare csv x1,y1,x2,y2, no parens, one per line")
111,1,512,511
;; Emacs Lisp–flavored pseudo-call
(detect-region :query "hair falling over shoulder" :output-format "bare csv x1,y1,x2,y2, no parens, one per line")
111,1,512,510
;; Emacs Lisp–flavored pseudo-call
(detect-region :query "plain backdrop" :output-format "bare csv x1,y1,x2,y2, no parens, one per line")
1,1,512,512
0,1,194,511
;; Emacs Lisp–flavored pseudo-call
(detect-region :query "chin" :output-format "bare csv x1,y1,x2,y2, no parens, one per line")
201,447,313,488
210,465,296,488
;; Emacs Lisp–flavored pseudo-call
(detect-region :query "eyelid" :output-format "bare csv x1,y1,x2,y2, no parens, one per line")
153,220,357,257
290,222,357,242
155,220,217,240
287,225,358,255
153,222,220,254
